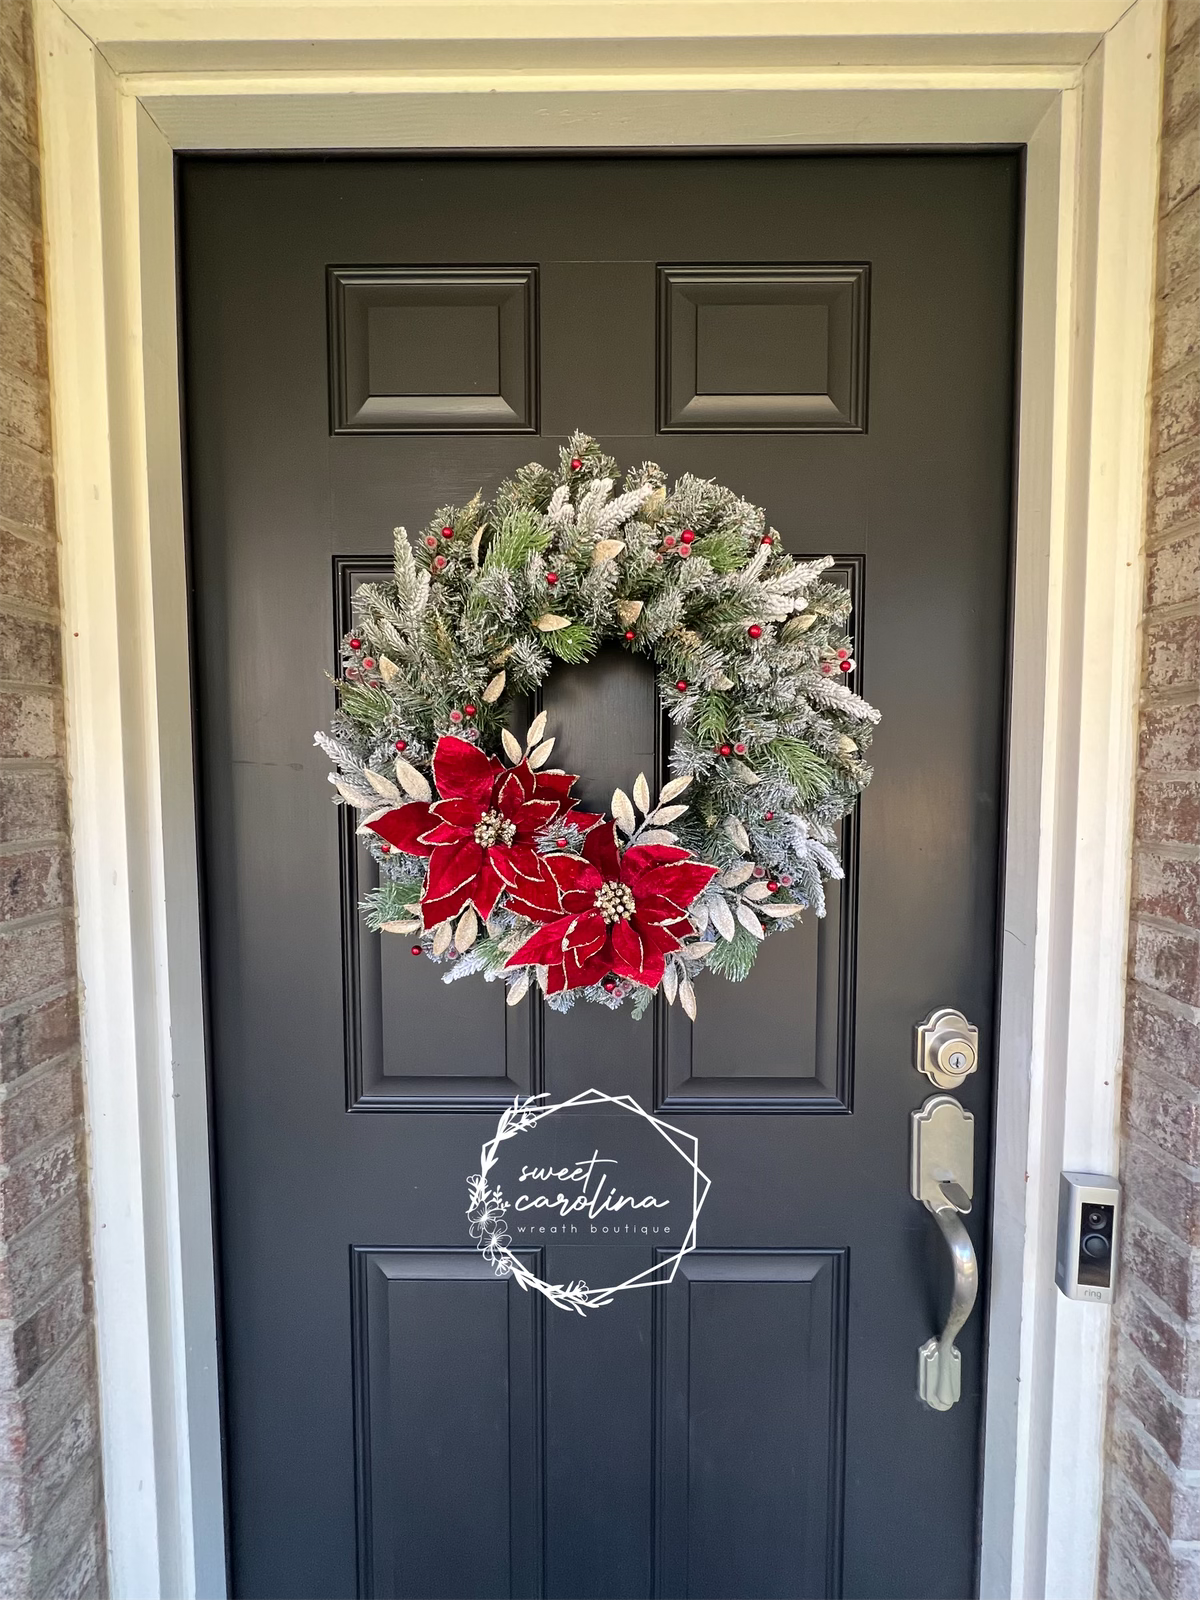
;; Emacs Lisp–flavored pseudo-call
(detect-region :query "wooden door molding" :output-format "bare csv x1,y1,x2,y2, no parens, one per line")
32,3,1165,1597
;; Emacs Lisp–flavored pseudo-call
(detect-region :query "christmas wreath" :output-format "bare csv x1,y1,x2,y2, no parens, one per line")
316,432,880,1017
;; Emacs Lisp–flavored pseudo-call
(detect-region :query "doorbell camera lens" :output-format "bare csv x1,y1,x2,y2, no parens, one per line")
1086,1208,1109,1231
1081,1232,1110,1261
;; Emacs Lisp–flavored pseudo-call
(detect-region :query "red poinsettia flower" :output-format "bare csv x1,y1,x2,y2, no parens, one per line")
504,822,718,992
367,736,592,926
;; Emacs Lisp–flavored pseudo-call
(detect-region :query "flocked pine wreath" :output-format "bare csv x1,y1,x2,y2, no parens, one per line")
316,432,880,1018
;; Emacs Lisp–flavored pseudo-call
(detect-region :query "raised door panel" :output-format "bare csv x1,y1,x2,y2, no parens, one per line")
352,1250,543,1598
656,1251,848,1600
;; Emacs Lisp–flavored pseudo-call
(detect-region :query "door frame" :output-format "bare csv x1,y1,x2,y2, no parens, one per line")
31,3,1165,1596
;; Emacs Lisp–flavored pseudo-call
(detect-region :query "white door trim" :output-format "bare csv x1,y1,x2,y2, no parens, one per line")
31,4,1164,1596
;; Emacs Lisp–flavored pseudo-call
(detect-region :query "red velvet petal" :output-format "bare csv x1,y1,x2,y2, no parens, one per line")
489,844,554,891
610,917,648,978
632,859,718,912
420,820,472,846
506,918,576,967
432,736,499,806
472,856,506,919
367,802,435,857
507,797,559,839
563,809,605,835
430,797,484,829
424,840,483,910
582,823,622,881
531,770,579,809
562,947,612,991
496,766,533,814
561,910,607,965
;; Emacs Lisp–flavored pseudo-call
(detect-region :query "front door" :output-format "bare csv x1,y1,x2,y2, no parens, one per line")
181,153,1017,1600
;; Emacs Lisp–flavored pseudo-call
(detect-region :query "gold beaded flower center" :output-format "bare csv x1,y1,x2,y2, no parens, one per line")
474,809,517,847
594,880,636,923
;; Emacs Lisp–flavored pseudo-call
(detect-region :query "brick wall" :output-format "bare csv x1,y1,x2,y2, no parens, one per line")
1101,4,1200,1597
0,0,106,1594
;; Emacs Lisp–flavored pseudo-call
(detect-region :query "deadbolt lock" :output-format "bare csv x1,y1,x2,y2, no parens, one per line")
915,1007,979,1089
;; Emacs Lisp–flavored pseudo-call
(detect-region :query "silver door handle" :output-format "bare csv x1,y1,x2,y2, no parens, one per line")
911,1095,978,1410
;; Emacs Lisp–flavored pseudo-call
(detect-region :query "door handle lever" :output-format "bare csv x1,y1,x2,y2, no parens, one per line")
910,1095,979,1410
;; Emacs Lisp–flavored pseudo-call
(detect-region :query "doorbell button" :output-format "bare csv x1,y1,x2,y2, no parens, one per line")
1056,1172,1120,1302
915,1008,980,1089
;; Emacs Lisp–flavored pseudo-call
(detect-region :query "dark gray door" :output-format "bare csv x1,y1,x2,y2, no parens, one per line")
180,153,1017,1600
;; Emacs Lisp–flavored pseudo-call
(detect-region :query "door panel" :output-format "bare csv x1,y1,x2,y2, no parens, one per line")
181,153,1018,1600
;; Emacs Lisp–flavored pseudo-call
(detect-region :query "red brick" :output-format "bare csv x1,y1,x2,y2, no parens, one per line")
1146,614,1200,693
1132,921,1200,1005
1165,20,1200,138
0,1058,79,1164
1126,1286,1200,1396
1163,117,1200,219
1156,272,1200,378
0,846,68,924
1110,1480,1200,1600
1126,990,1200,1091
14,1331,93,1463
40,1516,103,1600
25,1461,98,1596
1159,190,1200,301
0,446,53,536
0,199,42,305
0,1131,82,1240
1119,1340,1200,1470
1124,1136,1200,1250
1151,445,1200,537
22,1398,97,1533
0,995,78,1086
0,366,48,455
0,129,39,234
1154,362,1200,458
1167,2,1200,54
0,1196,85,1323
1102,1529,1163,1600
1139,777,1200,851
1133,851,1200,924
1148,528,1200,609
0,0,37,156
0,918,73,1010
1129,1068,1200,1168
0,690,59,762
11,1269,85,1391
0,287,45,384
1140,700,1200,773
1123,1212,1200,1322
1111,1406,1200,1539
0,767,67,845
0,528,55,614
0,613,57,687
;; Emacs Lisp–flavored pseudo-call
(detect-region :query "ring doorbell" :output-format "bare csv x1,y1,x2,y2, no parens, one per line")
1056,1172,1120,1302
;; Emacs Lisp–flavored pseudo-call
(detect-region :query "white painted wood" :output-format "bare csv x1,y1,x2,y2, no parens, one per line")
32,1,1164,1595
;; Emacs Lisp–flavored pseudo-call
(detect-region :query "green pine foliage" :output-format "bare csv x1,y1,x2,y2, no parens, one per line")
319,432,880,1008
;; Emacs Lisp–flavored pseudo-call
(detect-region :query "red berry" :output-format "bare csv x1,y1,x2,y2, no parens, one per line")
433,554,447,569
680,528,695,545
821,662,834,674
753,865,766,878
764,810,774,820
570,456,583,470
767,880,779,893
345,667,358,679
781,875,793,887
734,741,747,754
464,704,476,717
663,535,677,548
379,843,390,853
411,945,422,956
654,553,663,563
441,525,454,539
424,536,437,549
449,709,463,723
719,744,732,757
363,657,375,669
840,659,854,672
349,637,362,650
624,630,636,641
555,837,568,849
676,679,688,692
395,739,407,751
747,624,763,640
837,647,850,659
546,572,558,585
602,976,616,991
761,534,772,545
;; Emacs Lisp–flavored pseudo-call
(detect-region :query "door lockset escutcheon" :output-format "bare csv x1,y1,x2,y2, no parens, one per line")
910,1094,979,1411
915,1007,979,1089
